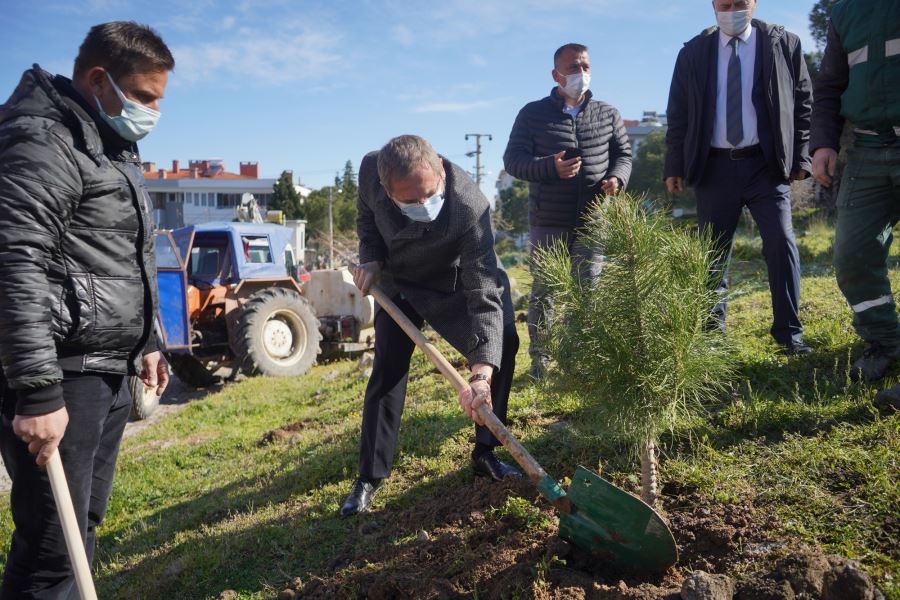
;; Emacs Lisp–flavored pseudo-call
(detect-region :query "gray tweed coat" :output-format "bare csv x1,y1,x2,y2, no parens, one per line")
357,151,514,369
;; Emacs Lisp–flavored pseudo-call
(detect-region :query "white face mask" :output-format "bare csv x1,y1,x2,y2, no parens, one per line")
560,70,590,101
716,9,752,37
395,191,445,223
95,72,161,142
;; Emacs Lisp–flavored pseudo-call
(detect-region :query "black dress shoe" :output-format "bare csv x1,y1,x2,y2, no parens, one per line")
472,451,522,482
781,340,812,355
339,478,382,517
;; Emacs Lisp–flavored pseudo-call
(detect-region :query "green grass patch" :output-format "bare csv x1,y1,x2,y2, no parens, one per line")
0,216,896,599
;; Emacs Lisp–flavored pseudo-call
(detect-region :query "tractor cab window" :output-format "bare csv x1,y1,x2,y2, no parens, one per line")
191,247,223,276
155,233,182,269
284,245,297,279
242,235,273,263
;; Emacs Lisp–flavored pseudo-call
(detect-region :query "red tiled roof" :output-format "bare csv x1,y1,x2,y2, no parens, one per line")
623,120,640,127
143,169,256,180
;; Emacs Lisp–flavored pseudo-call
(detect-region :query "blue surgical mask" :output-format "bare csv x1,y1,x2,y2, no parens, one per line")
95,72,160,142
396,191,445,223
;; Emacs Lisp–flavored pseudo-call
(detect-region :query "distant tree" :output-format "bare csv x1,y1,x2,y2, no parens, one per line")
271,171,302,219
806,0,839,79
810,0,840,49
301,187,330,234
495,178,529,234
335,160,358,232
627,130,668,202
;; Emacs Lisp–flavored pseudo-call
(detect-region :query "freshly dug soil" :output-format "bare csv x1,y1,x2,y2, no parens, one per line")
258,420,317,446
284,474,874,599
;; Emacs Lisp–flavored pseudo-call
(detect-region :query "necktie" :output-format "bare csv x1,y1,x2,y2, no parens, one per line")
726,37,744,147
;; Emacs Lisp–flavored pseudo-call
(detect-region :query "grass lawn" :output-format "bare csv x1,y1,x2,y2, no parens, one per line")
0,210,896,599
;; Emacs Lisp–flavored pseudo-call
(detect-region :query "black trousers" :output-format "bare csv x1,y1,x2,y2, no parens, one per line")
694,153,803,345
0,372,131,600
358,296,520,480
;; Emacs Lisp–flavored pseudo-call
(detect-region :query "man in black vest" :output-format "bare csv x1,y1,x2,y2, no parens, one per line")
664,0,813,354
504,43,632,380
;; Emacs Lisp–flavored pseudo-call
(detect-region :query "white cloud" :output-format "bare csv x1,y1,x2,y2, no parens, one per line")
221,15,236,30
172,26,342,86
382,0,632,44
414,98,502,113
392,24,414,46
470,54,488,67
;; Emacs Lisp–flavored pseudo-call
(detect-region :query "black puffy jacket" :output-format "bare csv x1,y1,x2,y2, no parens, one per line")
0,66,158,415
503,88,632,229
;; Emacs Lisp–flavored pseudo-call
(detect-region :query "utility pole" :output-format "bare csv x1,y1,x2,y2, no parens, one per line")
465,133,492,185
328,187,334,269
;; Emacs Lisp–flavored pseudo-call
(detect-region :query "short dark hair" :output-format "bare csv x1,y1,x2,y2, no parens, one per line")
74,21,174,79
377,135,443,193
553,43,589,67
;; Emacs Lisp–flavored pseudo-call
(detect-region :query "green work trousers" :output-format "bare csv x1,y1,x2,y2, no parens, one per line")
833,146,900,346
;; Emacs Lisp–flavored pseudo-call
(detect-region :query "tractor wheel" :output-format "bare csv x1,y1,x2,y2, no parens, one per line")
167,352,221,388
128,376,159,420
231,287,321,377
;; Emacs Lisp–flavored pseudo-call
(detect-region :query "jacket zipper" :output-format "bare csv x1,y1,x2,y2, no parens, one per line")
113,157,154,366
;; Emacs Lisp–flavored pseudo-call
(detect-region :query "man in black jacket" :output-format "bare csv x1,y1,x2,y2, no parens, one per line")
503,43,632,379
664,0,812,354
0,22,173,598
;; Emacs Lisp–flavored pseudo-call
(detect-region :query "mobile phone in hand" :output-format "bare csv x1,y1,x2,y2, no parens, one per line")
563,148,582,160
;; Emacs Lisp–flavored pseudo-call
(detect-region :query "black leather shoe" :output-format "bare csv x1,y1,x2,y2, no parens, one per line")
339,478,382,517
472,451,522,482
781,340,812,355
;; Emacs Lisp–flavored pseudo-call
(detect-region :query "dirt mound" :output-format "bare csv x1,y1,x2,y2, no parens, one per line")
666,493,775,574
284,483,880,600
258,419,316,446
736,547,880,600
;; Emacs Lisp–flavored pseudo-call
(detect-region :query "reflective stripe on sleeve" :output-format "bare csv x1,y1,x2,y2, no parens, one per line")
851,294,894,313
886,39,900,58
848,45,869,67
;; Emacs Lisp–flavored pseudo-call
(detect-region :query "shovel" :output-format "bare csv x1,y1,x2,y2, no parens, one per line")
369,285,678,573
47,449,98,600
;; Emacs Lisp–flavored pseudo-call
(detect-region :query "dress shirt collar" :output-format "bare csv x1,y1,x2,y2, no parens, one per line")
719,23,753,48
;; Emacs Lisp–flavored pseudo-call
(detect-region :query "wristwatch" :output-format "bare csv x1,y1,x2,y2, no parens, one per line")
468,372,492,385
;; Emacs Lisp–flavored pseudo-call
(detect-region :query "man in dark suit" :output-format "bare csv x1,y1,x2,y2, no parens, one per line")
341,135,521,517
664,0,813,354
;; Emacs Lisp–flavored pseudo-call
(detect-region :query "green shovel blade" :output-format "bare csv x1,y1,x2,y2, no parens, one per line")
557,466,678,574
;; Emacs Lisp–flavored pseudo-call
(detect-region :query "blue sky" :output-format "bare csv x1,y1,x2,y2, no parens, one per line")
2,0,819,198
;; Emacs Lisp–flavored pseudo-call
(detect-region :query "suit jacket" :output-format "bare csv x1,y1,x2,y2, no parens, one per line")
357,151,513,369
664,19,812,185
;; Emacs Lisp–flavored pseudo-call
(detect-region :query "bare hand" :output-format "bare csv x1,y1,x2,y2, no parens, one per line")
812,148,838,188
13,407,69,466
353,261,382,295
600,177,620,195
141,351,170,397
458,380,492,426
665,176,684,194
790,169,810,182
554,151,582,179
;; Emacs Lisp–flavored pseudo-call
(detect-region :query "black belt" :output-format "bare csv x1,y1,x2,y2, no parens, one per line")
709,145,762,160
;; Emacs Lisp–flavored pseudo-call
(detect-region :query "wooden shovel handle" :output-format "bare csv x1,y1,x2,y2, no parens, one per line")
47,450,98,600
370,285,552,486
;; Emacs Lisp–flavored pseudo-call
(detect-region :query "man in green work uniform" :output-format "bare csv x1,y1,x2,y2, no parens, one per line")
811,0,900,409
